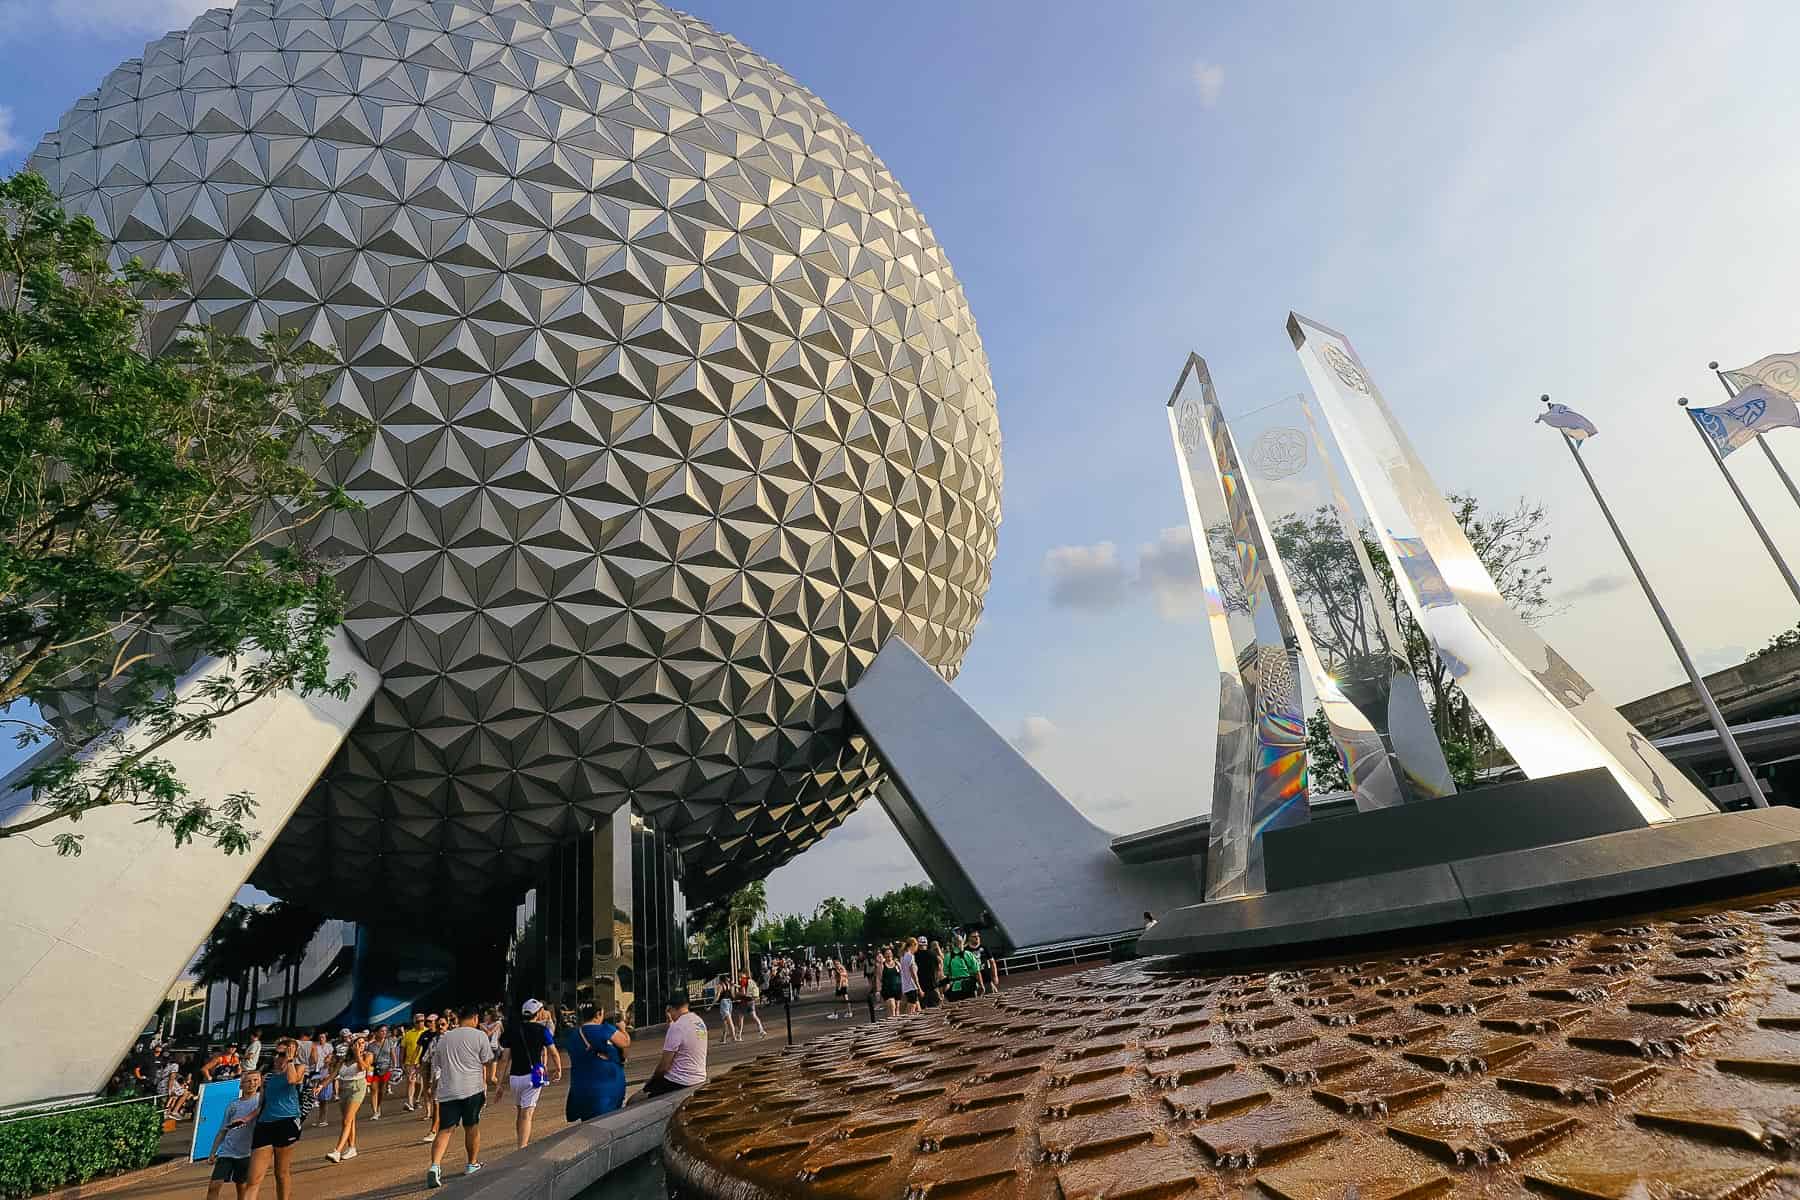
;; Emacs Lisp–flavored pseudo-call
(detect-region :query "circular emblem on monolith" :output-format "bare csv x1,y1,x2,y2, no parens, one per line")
1177,398,1206,457
665,892,1800,1198
1250,428,1309,480
1324,343,1370,393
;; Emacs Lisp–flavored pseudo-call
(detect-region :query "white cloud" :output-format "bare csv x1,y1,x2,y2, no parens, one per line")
1137,527,1204,619
1013,715,1057,757
0,0,226,42
1560,573,1630,601
1044,542,1128,610
1192,61,1225,108
0,107,17,160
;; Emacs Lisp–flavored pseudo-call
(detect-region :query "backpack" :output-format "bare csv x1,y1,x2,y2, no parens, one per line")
746,979,760,1002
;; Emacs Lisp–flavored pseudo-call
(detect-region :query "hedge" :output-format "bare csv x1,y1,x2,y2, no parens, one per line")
0,1096,162,1198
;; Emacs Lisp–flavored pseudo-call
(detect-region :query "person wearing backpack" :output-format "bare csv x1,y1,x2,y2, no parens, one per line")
943,934,981,1003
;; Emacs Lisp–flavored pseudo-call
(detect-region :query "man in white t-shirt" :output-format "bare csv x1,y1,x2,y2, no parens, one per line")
639,990,707,1100
425,1008,496,1189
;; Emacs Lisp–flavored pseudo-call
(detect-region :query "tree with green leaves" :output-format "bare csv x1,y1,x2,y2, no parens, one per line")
1275,493,1555,781
0,172,370,856
862,883,954,945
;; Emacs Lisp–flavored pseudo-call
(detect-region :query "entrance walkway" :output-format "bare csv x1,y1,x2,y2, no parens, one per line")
77,982,876,1200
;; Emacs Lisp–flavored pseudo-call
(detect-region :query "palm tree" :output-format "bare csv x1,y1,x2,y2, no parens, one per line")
725,882,768,981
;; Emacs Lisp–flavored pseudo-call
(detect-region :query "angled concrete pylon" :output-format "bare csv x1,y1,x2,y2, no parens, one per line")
0,633,378,1109
846,638,1199,950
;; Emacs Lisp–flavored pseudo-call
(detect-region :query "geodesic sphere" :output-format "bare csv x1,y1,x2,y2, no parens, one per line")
30,0,1000,919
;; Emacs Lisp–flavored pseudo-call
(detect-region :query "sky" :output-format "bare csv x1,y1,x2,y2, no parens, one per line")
4,1,1800,923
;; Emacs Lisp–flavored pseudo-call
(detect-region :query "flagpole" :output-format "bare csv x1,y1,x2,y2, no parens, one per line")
1708,361,1800,513
1548,397,1765,808
1679,397,1800,607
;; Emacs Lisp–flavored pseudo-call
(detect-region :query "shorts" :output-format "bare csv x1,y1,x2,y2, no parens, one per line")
902,990,919,1003
210,1156,250,1183
509,1075,544,1109
835,987,848,1000
251,1118,302,1149
337,1077,367,1104
437,1092,485,1128
366,1071,391,1087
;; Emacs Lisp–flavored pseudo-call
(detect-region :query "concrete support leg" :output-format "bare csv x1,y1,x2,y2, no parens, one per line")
0,632,378,1108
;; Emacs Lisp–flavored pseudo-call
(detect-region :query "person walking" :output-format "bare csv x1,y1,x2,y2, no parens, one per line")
424,1007,495,1188
502,999,563,1149
402,1013,426,1111
968,931,1001,994
879,948,903,1017
714,974,737,1043
831,959,853,1019
638,991,708,1100
205,1069,262,1200
740,973,766,1038
243,1042,305,1200
304,1033,331,1126
918,939,942,1009
565,1005,629,1121
480,1007,504,1098
899,938,921,1014
367,1026,395,1119
418,1014,448,1141
325,1035,371,1162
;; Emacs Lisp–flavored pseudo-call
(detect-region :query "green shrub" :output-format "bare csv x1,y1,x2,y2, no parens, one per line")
0,1097,162,1198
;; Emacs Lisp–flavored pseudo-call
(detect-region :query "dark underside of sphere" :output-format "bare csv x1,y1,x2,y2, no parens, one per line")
30,0,1001,921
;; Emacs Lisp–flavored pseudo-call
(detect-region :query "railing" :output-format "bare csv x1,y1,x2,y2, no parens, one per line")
995,931,1140,978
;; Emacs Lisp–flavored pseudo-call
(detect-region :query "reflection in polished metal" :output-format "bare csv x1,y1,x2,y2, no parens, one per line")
1169,356,1404,898
1298,398,1458,800
1289,314,1714,821
29,0,1003,918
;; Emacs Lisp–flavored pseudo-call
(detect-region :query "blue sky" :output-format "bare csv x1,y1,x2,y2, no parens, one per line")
5,1,1800,920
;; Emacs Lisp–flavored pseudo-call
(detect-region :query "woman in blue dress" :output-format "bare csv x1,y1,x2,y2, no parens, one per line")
564,1004,629,1121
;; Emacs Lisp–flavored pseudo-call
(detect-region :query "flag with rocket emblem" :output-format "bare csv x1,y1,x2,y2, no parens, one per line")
1688,382,1800,458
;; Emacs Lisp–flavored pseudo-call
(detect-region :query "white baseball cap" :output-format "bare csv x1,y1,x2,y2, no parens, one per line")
521,998,544,1016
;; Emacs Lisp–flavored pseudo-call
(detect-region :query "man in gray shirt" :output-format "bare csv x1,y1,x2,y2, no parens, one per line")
425,1008,495,1189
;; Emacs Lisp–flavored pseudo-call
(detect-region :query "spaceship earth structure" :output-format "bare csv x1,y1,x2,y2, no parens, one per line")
29,0,1001,918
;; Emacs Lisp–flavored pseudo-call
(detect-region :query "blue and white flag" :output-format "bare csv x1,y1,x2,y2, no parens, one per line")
1536,402,1598,441
1688,382,1800,458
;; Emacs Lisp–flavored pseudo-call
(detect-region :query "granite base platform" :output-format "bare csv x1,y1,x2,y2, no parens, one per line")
1137,806,1800,960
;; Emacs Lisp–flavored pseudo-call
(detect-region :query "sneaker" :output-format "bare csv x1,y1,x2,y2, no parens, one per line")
464,1163,483,1177
342,1147,358,1160
404,1102,416,1112
421,1132,437,1143
326,1151,342,1163
370,1113,380,1121
426,1164,442,1189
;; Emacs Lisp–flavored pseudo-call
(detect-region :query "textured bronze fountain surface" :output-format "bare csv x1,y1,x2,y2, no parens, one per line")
664,890,1800,1199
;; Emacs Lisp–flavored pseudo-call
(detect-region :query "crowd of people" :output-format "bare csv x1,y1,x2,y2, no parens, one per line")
864,930,1000,1014
109,931,1012,1196
124,988,710,1198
